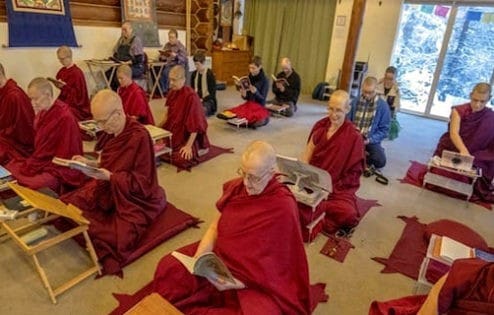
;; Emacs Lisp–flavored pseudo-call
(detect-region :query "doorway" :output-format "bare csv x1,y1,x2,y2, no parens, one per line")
391,2,494,119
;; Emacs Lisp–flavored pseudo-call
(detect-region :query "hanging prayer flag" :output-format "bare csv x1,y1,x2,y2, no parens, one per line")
466,11,482,22
5,0,78,47
420,5,434,14
434,5,450,18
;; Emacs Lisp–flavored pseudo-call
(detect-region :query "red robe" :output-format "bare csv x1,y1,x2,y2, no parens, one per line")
0,79,35,163
153,177,311,314
5,100,83,192
56,65,92,121
162,86,210,168
61,118,167,274
300,118,365,234
369,259,494,315
118,82,155,125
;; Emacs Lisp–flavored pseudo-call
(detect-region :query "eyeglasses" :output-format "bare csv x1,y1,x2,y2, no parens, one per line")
237,167,271,184
95,109,119,126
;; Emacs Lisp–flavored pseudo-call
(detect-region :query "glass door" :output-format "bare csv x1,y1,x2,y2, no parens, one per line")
391,2,494,118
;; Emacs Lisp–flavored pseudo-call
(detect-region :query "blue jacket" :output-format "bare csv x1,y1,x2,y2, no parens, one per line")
348,96,391,145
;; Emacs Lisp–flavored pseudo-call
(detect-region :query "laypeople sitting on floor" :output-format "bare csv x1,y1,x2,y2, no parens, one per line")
4,78,83,192
300,90,365,235
0,63,35,164
348,76,391,176
217,55,270,128
54,45,91,121
190,50,217,116
369,258,494,315
116,64,155,125
160,65,210,169
433,82,494,202
152,140,311,314
267,57,301,117
107,21,145,91
157,28,188,96
61,89,167,274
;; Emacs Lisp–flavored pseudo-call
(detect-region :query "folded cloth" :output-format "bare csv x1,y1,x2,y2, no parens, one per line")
216,111,237,120
320,235,355,263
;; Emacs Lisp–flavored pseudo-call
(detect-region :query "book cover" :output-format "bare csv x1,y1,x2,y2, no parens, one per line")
46,77,65,87
0,165,11,179
475,248,494,262
232,75,251,90
271,74,289,86
52,157,99,173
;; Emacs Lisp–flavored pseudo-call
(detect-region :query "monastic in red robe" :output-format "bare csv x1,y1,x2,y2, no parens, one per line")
5,100,83,192
299,118,365,234
161,86,210,169
153,177,311,314
434,103,494,202
56,65,91,121
0,79,35,163
118,82,155,125
369,258,494,315
61,118,167,274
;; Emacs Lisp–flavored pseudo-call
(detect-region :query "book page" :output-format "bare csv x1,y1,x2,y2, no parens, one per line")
440,236,472,263
171,251,196,274
194,252,236,284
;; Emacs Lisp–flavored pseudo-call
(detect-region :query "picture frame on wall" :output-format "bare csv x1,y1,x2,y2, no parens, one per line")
121,0,160,47
220,0,233,27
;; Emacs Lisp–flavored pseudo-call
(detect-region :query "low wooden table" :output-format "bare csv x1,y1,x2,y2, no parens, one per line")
85,59,120,90
124,293,183,315
0,183,101,303
144,125,173,159
147,61,166,99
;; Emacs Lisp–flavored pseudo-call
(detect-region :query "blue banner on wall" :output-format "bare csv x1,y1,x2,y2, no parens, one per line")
6,0,78,47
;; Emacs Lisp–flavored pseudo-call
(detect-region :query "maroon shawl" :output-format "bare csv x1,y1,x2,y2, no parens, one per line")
118,82,155,125
56,65,91,121
153,177,312,314
0,79,35,162
62,118,166,274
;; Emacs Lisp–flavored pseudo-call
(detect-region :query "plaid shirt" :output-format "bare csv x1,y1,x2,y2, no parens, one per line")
354,96,378,137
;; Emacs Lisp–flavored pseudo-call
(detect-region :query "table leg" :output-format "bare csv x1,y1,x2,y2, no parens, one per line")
32,253,57,304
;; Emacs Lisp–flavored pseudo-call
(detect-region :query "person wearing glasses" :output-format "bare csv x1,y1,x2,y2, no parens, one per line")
160,65,210,169
4,77,82,193
152,141,312,314
300,90,365,236
116,64,155,125
53,45,91,121
0,63,35,165
61,89,167,275
348,76,391,176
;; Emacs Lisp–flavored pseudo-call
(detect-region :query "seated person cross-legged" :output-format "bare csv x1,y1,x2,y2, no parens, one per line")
160,65,210,169
369,258,494,315
61,90,167,274
116,64,155,125
152,141,312,314
0,63,35,164
433,82,494,202
5,77,83,193
191,50,217,116
267,57,301,117
300,90,365,235
217,55,270,128
107,21,145,91
348,76,391,179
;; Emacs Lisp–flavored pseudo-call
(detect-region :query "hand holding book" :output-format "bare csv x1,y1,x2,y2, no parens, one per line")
47,77,66,89
52,157,111,180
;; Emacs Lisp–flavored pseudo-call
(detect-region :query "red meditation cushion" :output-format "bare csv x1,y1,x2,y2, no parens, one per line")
424,219,488,250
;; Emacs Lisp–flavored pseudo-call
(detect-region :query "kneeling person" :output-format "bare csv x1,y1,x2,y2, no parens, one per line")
61,90,167,274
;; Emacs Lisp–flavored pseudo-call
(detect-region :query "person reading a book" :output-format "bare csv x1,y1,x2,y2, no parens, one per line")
348,76,391,173
116,64,155,125
301,90,365,235
54,46,91,121
60,89,167,274
268,57,301,117
156,28,188,96
190,50,217,116
0,63,35,164
369,258,494,315
152,140,312,314
4,77,83,192
217,56,270,128
433,82,494,202
107,21,145,91
160,65,210,169
376,66,401,140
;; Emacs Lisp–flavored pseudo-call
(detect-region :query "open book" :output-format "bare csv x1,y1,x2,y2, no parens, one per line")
232,75,251,90
158,49,173,58
46,77,66,87
171,251,243,288
271,74,289,86
436,236,474,264
52,157,99,173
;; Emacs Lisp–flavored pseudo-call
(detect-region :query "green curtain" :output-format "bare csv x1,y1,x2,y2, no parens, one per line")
244,0,336,94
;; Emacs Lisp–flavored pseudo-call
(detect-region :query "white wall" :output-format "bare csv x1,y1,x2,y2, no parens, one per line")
0,23,186,95
325,0,402,83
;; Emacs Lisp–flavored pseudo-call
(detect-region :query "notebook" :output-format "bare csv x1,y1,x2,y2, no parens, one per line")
440,150,474,172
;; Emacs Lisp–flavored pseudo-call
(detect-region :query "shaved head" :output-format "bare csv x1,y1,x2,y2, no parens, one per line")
57,46,72,58
242,140,276,171
28,77,53,97
117,64,132,78
170,65,185,80
91,89,125,135
330,89,350,106
169,65,186,90
281,58,291,68
28,77,54,113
